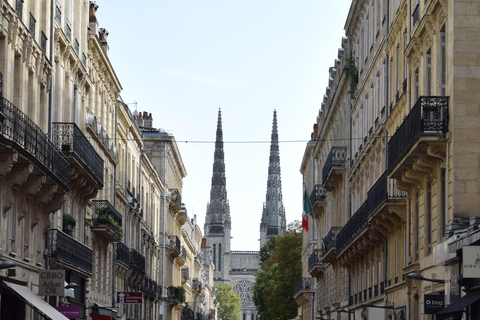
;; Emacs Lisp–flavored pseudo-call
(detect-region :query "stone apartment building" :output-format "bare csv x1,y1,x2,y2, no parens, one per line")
297,0,480,319
0,1,216,320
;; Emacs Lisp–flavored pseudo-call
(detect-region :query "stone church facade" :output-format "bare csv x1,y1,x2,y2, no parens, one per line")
204,110,287,320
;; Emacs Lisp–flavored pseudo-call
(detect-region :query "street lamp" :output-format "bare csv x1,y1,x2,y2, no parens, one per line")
0,260,17,320
337,307,355,320
406,272,448,284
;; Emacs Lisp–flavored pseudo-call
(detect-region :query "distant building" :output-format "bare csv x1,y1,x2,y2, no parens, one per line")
204,109,286,320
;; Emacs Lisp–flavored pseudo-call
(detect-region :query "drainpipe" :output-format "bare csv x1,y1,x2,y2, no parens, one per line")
48,0,55,137
161,141,167,320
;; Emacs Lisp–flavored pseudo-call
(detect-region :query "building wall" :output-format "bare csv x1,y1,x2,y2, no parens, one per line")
300,0,480,319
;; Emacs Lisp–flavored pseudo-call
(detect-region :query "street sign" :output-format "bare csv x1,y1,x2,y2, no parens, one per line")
117,292,143,304
424,294,444,314
54,306,81,319
39,270,65,296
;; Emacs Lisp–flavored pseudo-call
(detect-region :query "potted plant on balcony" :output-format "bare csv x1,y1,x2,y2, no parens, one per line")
176,285,186,303
95,206,124,237
63,213,76,237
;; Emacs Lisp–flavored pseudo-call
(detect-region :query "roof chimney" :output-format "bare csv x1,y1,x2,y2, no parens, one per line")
144,112,153,128
89,1,99,35
99,28,109,56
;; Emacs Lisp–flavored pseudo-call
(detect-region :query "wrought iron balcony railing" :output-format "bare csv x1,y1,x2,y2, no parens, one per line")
388,96,449,172
129,248,146,273
336,172,407,253
49,229,92,273
52,122,104,187
293,278,312,297
168,235,181,258
322,146,347,185
309,184,327,206
169,189,182,213
116,242,130,266
322,226,342,254
0,96,70,190
336,202,368,253
92,200,122,227
308,249,325,271
142,276,157,297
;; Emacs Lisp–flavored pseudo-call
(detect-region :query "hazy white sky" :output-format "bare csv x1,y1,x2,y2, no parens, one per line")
99,1,351,251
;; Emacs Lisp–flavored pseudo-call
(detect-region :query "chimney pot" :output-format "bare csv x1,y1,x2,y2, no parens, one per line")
89,1,99,16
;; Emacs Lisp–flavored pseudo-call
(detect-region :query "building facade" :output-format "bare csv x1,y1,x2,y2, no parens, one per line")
0,2,217,320
298,0,480,319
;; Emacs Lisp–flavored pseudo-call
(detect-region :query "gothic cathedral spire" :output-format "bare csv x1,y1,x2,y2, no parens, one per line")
260,110,286,249
204,109,231,281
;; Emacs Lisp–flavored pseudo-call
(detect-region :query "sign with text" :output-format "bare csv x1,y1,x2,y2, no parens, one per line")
462,246,480,278
424,294,444,314
39,270,65,296
54,306,81,319
117,292,143,304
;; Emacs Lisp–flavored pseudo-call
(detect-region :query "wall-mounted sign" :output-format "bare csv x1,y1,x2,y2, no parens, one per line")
117,292,143,304
39,270,65,296
424,294,444,314
54,306,81,319
462,246,480,278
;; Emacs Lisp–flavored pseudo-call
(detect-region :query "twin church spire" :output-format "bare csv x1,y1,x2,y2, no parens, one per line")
204,109,285,252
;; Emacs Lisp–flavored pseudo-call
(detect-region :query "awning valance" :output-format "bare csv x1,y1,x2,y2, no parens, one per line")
4,281,69,320
435,290,480,320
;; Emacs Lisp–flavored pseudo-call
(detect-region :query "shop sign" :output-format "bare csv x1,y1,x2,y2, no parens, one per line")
462,246,480,278
39,270,65,296
117,292,143,304
54,306,81,319
424,294,444,314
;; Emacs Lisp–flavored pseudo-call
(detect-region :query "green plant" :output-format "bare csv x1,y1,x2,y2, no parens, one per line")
96,209,123,237
63,213,76,237
345,55,359,99
176,285,186,302
95,206,108,216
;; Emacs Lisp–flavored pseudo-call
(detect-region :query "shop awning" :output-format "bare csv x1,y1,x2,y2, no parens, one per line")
435,290,480,320
4,282,69,320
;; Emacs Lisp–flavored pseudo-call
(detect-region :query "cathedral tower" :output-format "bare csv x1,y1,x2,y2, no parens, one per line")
260,110,286,248
204,109,231,282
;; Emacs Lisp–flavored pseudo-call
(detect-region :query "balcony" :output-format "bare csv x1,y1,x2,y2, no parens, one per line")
116,242,130,267
388,96,449,179
336,172,407,255
92,200,123,242
308,249,326,278
166,285,186,307
183,308,195,320
322,226,342,262
309,184,327,214
322,146,347,190
181,266,189,284
129,248,146,274
52,122,104,191
293,278,312,305
0,96,70,191
169,189,182,214
48,229,92,275
177,204,188,226
176,247,187,266
192,278,203,293
336,203,368,254
142,276,158,298
168,235,181,258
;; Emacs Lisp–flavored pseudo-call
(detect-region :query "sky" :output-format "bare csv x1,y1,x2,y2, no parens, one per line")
99,1,352,251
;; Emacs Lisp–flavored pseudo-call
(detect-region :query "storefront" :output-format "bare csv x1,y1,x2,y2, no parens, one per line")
1,281,69,320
